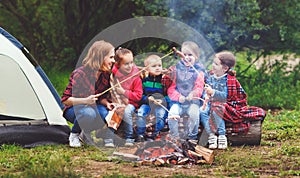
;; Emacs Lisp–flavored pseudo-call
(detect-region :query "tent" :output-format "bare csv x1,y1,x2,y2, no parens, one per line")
0,27,70,147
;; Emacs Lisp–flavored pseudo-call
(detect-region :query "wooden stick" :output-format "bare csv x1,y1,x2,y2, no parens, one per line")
96,50,173,97
192,97,205,102
152,99,170,113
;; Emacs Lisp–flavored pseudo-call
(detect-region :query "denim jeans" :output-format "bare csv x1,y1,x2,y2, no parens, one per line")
64,104,114,139
168,103,200,140
122,104,135,140
200,103,226,135
136,104,167,136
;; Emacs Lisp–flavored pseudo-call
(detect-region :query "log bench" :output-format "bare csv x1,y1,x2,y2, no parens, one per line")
98,114,263,147
141,115,263,146
225,120,262,146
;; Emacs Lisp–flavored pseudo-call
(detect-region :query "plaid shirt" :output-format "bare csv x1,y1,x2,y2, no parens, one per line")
61,66,111,110
211,74,266,134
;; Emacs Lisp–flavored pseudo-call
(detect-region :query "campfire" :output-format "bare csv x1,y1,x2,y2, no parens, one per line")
112,137,214,166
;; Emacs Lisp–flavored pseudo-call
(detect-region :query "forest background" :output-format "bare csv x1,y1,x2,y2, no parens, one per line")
0,0,299,110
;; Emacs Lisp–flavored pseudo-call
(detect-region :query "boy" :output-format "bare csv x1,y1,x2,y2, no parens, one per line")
135,54,171,142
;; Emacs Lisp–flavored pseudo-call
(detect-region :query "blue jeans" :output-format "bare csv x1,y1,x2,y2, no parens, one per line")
122,104,135,140
199,103,226,135
63,104,114,139
168,103,200,140
136,104,167,136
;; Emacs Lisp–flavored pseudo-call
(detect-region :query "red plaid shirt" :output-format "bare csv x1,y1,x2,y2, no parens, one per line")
211,74,266,134
61,66,111,110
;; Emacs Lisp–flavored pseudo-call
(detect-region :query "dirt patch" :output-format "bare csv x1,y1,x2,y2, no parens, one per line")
81,160,214,177
255,53,299,72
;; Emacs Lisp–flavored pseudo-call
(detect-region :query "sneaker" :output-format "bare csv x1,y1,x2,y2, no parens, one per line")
188,139,199,145
135,135,145,142
79,131,94,146
218,135,228,149
124,139,134,147
208,134,217,149
104,139,115,148
104,142,115,148
69,133,81,147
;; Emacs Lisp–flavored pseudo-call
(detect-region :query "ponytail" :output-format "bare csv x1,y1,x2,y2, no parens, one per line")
227,68,236,76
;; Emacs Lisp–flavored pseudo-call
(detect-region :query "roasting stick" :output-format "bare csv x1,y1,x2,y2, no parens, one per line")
152,99,170,113
192,97,205,102
172,47,210,110
95,50,174,98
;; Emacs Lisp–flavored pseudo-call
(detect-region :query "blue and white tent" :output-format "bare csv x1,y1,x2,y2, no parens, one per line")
0,27,70,147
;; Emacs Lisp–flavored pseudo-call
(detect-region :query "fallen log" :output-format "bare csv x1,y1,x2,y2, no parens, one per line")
194,145,214,165
112,151,141,161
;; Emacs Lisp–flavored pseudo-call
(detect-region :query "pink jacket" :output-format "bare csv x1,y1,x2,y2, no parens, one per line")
112,65,143,108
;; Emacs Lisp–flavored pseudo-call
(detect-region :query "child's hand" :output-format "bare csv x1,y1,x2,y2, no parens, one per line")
106,103,115,111
172,47,185,59
148,96,155,102
179,95,186,103
115,86,125,95
186,93,194,101
204,84,214,96
153,99,162,105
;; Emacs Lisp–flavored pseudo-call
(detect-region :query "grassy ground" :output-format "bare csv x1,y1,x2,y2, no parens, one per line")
0,109,299,178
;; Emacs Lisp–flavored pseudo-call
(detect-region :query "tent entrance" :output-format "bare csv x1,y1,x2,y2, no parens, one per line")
0,54,46,121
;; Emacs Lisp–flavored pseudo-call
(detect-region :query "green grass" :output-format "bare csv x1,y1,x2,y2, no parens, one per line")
0,110,299,177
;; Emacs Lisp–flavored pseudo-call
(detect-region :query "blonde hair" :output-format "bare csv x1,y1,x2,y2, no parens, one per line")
82,40,114,71
215,51,236,76
181,41,201,60
144,54,161,66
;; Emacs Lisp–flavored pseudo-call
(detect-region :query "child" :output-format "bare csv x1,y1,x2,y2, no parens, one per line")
61,40,116,147
136,54,172,142
200,51,266,149
110,47,143,146
167,41,205,141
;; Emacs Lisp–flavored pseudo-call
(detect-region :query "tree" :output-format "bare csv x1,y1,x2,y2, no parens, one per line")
0,0,137,70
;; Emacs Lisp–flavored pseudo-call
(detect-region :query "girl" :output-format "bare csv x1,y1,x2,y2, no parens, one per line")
200,51,266,149
110,47,143,146
61,40,115,147
167,41,205,141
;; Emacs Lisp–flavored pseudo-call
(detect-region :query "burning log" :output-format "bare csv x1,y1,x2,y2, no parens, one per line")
115,138,214,166
177,157,190,165
154,158,165,165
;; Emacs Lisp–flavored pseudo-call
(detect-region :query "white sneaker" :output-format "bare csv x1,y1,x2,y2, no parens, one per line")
124,139,134,147
104,142,115,148
69,133,81,147
208,134,218,149
218,135,228,149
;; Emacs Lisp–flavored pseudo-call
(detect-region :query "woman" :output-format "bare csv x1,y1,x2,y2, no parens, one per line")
61,40,115,147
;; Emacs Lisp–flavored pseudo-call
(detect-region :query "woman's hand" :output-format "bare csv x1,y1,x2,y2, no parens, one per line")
85,95,98,105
